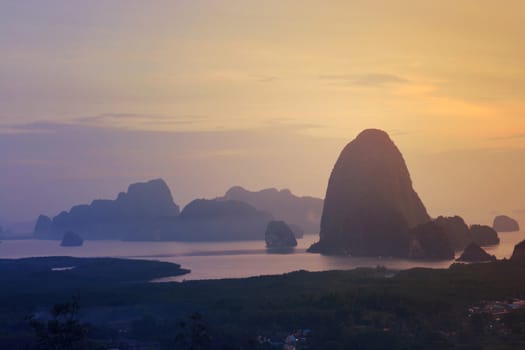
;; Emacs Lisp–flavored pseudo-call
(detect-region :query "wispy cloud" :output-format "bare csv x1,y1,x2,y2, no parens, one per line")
6,159,61,166
0,114,319,135
319,73,409,87
77,113,210,131
175,148,252,160
0,121,71,135
251,75,278,83
489,133,525,141
0,114,215,134
210,70,279,84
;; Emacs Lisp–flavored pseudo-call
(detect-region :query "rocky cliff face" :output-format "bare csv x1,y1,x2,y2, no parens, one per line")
34,215,54,238
493,215,520,232
172,199,273,241
221,186,323,235
511,240,525,263
310,129,430,256
34,179,180,240
408,222,454,260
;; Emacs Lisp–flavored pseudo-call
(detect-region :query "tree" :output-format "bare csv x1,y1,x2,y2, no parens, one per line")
29,298,88,350
174,312,212,350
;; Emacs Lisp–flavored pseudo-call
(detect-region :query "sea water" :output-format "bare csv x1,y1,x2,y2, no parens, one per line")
1,231,523,281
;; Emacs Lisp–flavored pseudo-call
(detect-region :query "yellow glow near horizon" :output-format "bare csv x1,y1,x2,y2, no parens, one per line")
0,0,524,223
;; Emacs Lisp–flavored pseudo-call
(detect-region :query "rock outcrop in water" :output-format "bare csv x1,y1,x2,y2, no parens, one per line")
408,222,454,260
309,129,430,256
220,186,323,235
172,199,273,241
456,243,496,262
470,225,500,246
432,216,500,250
60,231,84,247
34,179,180,240
265,221,298,248
493,215,520,232
433,216,472,250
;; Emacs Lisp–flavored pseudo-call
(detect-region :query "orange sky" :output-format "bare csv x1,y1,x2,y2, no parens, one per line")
0,1,524,225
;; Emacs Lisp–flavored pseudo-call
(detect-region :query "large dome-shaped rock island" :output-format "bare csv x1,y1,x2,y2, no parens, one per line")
309,129,430,256
60,231,84,247
456,242,496,262
265,221,298,248
493,215,520,232
34,179,180,241
220,186,323,235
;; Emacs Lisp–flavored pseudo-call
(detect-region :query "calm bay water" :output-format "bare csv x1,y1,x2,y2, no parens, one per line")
1,231,523,281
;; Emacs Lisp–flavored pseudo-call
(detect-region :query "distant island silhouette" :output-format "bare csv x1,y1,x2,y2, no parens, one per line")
33,180,308,242
169,198,273,241
34,179,180,240
493,215,520,232
32,129,502,256
219,186,323,234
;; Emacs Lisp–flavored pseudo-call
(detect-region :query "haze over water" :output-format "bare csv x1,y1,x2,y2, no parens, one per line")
1,231,522,281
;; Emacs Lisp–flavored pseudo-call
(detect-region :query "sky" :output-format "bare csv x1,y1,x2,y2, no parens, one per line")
1,0,524,228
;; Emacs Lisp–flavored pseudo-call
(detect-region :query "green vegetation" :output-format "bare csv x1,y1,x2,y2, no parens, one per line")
29,298,90,350
0,256,189,293
2,258,525,349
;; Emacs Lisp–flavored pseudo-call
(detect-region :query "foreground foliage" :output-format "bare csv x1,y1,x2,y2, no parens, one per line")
2,258,525,349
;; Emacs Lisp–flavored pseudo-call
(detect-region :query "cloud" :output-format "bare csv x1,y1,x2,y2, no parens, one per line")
252,75,278,83
175,148,252,160
489,133,525,141
76,113,212,131
6,159,60,166
0,114,216,134
0,114,324,136
0,121,71,135
78,113,205,124
210,71,278,84
319,73,409,87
